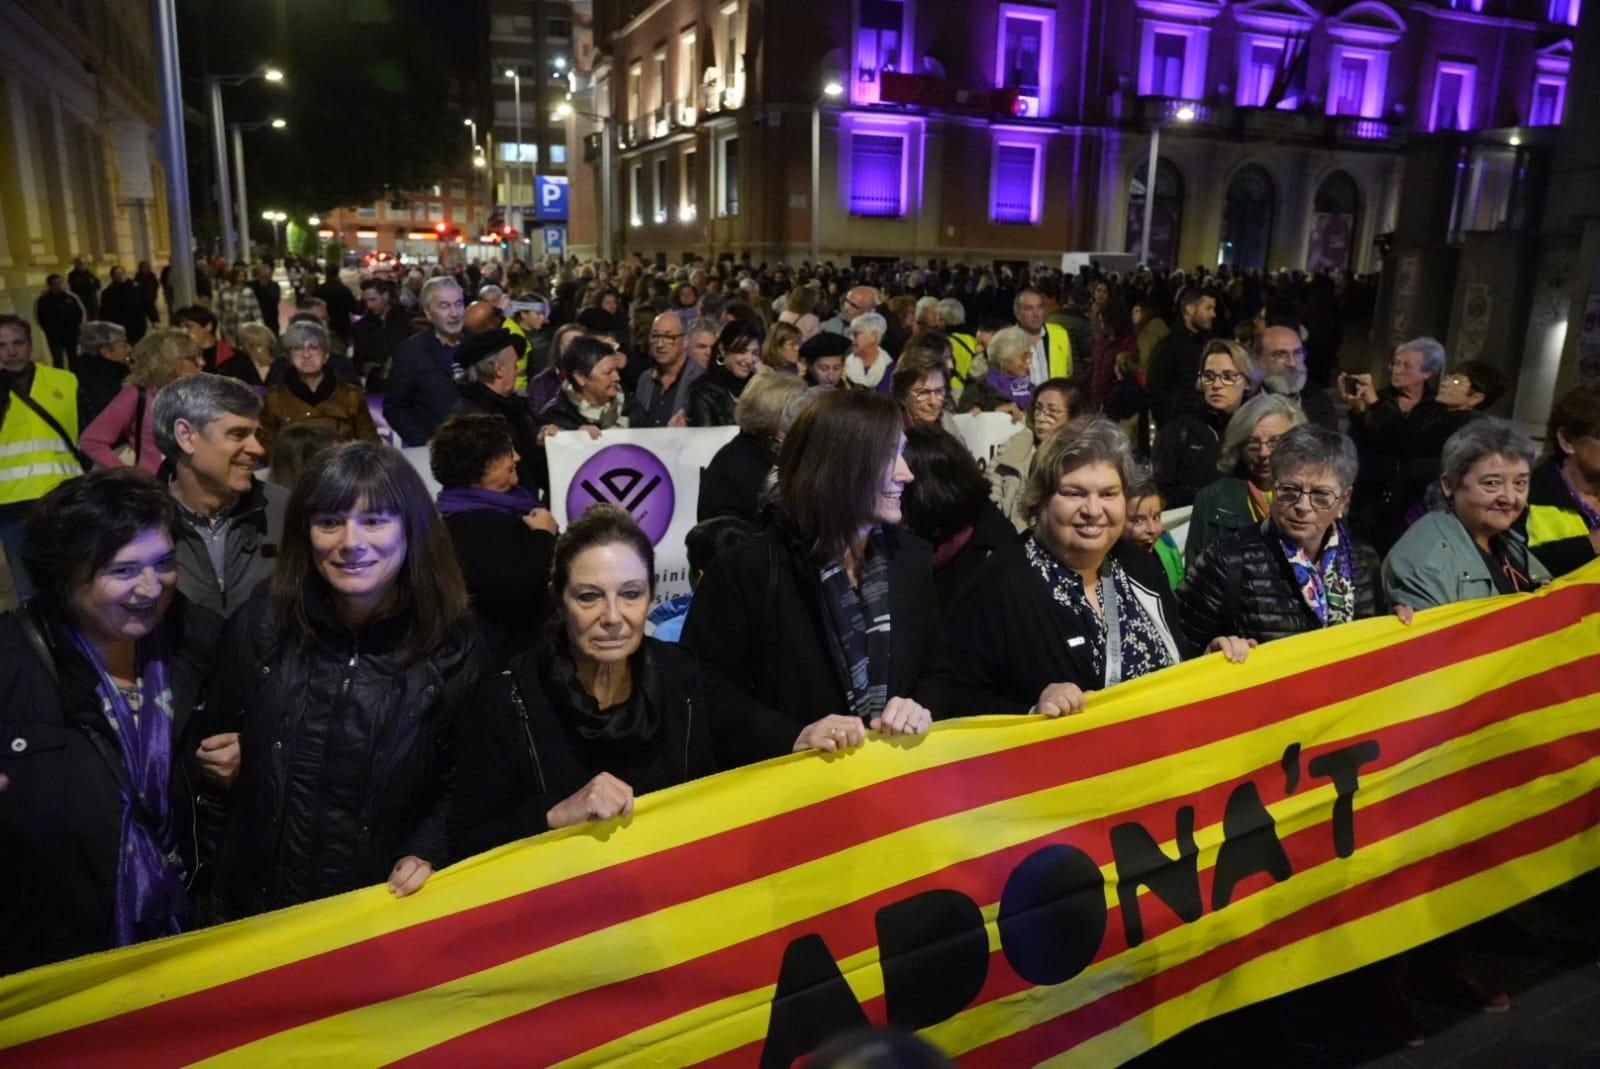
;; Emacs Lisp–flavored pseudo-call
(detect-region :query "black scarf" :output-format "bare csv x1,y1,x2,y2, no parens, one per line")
287,373,338,407
536,635,662,749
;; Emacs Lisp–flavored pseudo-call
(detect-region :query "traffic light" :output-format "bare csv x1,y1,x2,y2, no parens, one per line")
434,222,448,235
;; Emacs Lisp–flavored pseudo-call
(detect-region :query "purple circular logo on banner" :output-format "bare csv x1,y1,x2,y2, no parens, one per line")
566,444,676,544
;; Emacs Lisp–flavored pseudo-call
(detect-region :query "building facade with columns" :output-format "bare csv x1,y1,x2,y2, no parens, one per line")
584,0,1576,270
0,1,170,324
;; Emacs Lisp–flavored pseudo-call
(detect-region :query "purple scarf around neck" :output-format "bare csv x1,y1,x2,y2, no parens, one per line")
987,368,1035,409
436,484,537,517
66,626,189,946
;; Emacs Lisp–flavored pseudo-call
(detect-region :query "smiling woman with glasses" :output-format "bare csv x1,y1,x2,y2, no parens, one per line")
1179,423,1389,651
1183,393,1308,567
1151,339,1263,510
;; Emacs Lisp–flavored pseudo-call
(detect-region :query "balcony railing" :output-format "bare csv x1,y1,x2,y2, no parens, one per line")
1139,96,1216,125
1333,116,1403,145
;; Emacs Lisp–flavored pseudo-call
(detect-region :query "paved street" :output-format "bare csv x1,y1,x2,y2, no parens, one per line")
1128,875,1600,1068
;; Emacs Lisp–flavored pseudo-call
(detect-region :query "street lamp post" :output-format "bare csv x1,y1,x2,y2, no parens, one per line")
207,65,284,264
152,0,196,311
261,211,287,256
1140,103,1195,269
229,118,286,263
506,68,524,260
811,80,844,267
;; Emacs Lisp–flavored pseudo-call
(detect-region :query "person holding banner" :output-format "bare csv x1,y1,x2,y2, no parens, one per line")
954,418,1235,718
450,506,724,855
1,470,221,974
684,390,952,764
537,336,635,434
1179,424,1388,652
688,322,763,428
202,443,486,920
1183,393,1306,567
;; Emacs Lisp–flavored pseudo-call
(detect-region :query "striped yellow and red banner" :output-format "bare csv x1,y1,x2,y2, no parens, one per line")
3,563,1599,1067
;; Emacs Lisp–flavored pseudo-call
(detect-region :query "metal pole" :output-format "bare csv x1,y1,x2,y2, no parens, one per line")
152,0,196,311
600,117,614,263
810,100,821,267
1140,125,1160,269
512,72,524,260
208,78,236,264
231,125,251,262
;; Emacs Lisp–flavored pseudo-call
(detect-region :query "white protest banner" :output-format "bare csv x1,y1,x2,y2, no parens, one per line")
950,410,1025,465
545,426,738,602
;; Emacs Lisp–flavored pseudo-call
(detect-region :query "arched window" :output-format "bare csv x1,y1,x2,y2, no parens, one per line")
1220,164,1275,270
1309,171,1360,271
1127,158,1184,269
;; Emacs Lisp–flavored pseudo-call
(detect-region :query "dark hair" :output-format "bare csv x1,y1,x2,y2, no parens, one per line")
715,320,763,364
21,468,176,613
1177,286,1210,314
1098,300,1134,339
360,278,398,301
0,315,29,343
1549,384,1600,454
900,425,989,544
268,422,339,490
779,390,904,562
1453,359,1507,410
429,413,515,489
550,503,656,598
272,442,469,665
173,305,216,330
685,515,758,580
1031,378,1084,424
559,335,617,380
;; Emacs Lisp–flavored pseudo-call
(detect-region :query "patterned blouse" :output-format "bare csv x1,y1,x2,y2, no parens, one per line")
1025,534,1177,686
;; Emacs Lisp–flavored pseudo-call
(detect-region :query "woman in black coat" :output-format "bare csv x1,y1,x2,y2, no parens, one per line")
684,390,954,765
0,470,226,974
899,424,1019,637
954,418,1247,718
451,507,727,858
431,414,558,664
201,443,486,921
697,371,809,524
1151,340,1261,508
688,321,762,428
1179,423,1387,652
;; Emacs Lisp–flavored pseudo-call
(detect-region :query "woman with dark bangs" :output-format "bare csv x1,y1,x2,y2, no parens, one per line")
202,442,487,920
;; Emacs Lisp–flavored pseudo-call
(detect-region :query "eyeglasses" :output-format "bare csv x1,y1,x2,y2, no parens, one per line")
649,332,684,342
1275,484,1342,510
1198,370,1245,386
1243,436,1282,456
1034,405,1069,420
910,386,948,401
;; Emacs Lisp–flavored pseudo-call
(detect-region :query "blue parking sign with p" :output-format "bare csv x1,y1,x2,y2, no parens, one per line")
543,228,565,255
534,176,569,221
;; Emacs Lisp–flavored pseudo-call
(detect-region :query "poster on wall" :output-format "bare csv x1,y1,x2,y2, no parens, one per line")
1306,212,1354,272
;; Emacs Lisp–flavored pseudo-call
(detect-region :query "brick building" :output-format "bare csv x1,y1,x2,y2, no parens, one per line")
583,0,1578,270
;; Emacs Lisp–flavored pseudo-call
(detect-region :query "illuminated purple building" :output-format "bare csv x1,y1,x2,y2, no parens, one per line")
582,0,1580,270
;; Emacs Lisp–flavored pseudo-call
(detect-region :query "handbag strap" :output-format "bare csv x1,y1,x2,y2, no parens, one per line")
504,670,548,794
10,384,91,472
17,603,136,800
132,386,147,467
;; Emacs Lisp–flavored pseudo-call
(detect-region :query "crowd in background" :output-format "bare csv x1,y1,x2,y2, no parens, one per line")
2,245,1598,1051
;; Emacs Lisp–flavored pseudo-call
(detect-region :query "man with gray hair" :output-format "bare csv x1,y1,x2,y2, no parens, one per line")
819,284,881,337
74,320,132,427
384,276,468,446
153,372,287,617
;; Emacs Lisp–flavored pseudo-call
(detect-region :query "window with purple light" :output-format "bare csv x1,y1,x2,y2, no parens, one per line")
1333,55,1367,116
1430,63,1476,132
995,5,1054,118
849,132,905,217
1151,32,1186,97
1531,77,1566,126
1240,41,1283,107
1548,0,1581,25
991,143,1039,224
853,0,908,106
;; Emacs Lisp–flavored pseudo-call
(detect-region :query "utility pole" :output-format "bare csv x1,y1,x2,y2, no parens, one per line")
151,0,196,310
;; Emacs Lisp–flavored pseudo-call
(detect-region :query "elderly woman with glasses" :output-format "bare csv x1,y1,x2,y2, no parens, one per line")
1383,418,1550,610
1152,339,1262,509
891,341,961,436
1179,423,1388,652
259,319,379,453
1184,394,1307,566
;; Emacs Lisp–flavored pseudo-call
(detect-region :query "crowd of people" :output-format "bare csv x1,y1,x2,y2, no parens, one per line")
1,248,1598,1049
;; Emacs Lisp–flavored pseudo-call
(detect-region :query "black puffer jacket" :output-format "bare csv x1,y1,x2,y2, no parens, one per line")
1151,406,1231,508
0,598,217,975
687,363,748,428
203,585,485,921
1177,519,1385,651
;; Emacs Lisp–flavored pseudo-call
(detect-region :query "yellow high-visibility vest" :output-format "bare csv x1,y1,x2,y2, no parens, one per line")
0,364,80,506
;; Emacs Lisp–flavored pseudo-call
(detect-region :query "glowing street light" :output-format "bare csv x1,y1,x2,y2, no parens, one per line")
823,81,844,98
270,117,287,129
263,67,284,82
553,102,573,121
1175,103,1196,122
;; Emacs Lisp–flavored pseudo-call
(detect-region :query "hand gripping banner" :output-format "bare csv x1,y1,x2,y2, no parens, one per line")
3,564,1599,1067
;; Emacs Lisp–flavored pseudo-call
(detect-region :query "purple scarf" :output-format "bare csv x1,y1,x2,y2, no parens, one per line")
437,484,538,517
66,627,189,946
987,368,1035,409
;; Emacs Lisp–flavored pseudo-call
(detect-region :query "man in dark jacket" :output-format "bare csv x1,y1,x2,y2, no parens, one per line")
99,265,158,345
247,263,282,337
1146,286,1215,427
353,277,413,385
74,321,132,427
452,329,547,498
384,277,467,446
311,263,357,344
67,256,101,317
34,274,85,368
634,311,704,427
1257,320,1336,430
